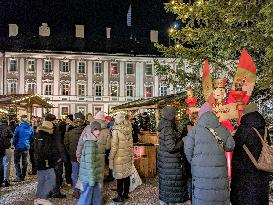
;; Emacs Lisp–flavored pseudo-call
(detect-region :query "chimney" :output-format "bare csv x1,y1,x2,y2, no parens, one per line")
106,27,111,39
8,24,18,37
150,30,158,43
39,23,50,37
75,25,84,38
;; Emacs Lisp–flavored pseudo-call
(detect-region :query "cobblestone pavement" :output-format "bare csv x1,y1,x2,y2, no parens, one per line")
0,175,272,205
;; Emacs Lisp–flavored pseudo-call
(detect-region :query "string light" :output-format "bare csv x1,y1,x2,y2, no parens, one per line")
0,108,8,114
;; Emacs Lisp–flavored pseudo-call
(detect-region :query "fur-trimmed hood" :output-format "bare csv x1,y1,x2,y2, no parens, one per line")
37,121,54,134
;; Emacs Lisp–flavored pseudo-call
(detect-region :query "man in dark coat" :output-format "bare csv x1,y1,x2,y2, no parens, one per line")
64,112,86,198
230,103,270,205
34,115,59,205
157,106,189,205
48,114,67,198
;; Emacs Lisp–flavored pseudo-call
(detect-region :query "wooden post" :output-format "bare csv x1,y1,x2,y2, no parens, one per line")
155,109,160,127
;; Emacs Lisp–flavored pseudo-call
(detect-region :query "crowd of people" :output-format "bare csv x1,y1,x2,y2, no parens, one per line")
0,111,136,205
158,102,272,205
0,102,272,205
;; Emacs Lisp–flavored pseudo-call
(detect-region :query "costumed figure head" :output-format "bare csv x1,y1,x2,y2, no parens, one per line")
212,78,227,103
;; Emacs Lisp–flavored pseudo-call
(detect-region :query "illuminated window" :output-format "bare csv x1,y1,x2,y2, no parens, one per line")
27,60,35,72
145,86,153,97
62,84,70,96
110,85,118,96
111,63,118,74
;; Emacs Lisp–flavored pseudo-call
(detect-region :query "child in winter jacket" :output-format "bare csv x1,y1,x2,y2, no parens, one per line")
76,121,103,205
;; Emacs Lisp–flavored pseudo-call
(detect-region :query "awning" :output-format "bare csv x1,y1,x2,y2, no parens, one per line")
111,93,186,112
0,94,54,108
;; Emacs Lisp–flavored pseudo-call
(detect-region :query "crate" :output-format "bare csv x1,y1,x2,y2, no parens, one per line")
134,145,157,178
138,132,159,145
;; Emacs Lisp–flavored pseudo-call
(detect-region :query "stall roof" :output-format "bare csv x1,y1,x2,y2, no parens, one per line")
0,94,54,108
111,93,186,112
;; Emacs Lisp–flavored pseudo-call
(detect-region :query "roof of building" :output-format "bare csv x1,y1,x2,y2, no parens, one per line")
0,0,175,55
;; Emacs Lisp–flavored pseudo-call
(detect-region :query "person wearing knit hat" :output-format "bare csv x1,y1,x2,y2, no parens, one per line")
13,114,34,182
184,103,235,205
198,102,213,118
95,111,106,121
76,120,103,205
45,114,56,122
242,103,258,115
20,115,28,123
64,113,89,198
74,112,85,120
158,106,189,204
109,112,133,202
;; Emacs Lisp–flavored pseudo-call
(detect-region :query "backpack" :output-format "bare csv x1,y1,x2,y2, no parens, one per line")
243,127,273,172
34,131,58,167
0,126,12,150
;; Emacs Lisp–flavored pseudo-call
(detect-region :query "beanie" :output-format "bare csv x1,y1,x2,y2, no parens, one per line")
95,111,106,120
90,121,102,132
115,113,125,124
45,114,56,122
20,115,28,122
198,102,213,118
162,106,176,121
74,112,85,120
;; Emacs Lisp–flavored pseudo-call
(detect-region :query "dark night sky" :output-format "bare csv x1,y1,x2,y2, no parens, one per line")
0,0,175,54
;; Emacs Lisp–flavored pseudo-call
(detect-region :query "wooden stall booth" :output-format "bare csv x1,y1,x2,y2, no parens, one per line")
0,94,54,119
111,94,185,178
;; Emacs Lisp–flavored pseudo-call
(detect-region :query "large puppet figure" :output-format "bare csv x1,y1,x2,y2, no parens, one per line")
186,49,257,178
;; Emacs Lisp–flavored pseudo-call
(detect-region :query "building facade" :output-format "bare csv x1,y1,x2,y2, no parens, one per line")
0,51,179,117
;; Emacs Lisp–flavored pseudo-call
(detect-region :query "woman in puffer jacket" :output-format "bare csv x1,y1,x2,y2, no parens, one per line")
184,102,235,205
158,106,189,205
109,113,133,202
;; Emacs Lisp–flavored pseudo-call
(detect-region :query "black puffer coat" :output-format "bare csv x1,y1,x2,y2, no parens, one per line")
231,111,270,205
157,106,189,204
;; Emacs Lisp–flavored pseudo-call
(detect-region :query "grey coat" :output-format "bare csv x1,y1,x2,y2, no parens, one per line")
184,112,235,205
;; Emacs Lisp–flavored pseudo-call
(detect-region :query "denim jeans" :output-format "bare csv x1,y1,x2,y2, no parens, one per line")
52,161,63,195
14,149,29,179
77,182,102,205
0,154,4,184
71,161,80,192
36,168,56,199
3,149,12,180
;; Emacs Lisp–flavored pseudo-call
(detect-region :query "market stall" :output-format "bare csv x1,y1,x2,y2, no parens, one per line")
111,93,186,178
0,94,54,120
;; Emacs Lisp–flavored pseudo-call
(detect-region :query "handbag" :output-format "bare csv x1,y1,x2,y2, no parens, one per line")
129,163,142,192
207,128,225,151
243,127,273,172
